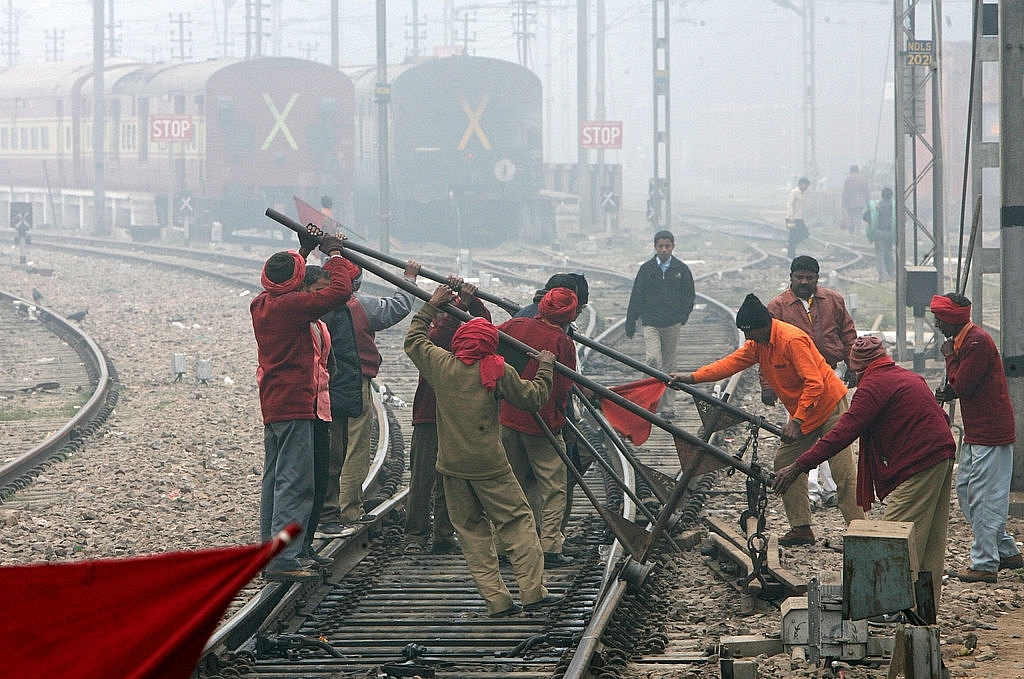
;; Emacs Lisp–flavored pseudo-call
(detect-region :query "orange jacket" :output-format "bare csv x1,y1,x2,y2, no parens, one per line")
692,320,847,433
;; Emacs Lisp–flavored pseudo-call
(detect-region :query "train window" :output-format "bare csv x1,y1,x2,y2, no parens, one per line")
11,127,17,150
20,128,28,149
65,127,71,152
1,128,7,150
31,127,39,150
194,94,204,114
41,127,49,150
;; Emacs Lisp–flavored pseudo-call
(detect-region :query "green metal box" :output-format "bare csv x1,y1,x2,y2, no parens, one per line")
843,520,917,620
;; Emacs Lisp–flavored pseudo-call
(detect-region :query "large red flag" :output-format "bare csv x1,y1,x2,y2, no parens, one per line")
0,524,299,679
599,377,668,445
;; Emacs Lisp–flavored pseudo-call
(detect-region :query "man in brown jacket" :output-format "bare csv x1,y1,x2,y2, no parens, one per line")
405,285,562,617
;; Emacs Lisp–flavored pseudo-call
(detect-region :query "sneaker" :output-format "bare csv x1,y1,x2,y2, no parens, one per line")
1000,554,1024,570
821,494,838,508
523,593,563,612
779,526,815,547
544,552,575,568
957,568,997,584
431,541,459,555
264,567,321,582
298,552,334,567
315,522,357,539
404,542,426,554
354,514,377,524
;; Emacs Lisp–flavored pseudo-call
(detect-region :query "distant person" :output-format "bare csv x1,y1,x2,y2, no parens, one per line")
864,187,896,283
515,273,589,319
767,255,859,516
405,285,561,617
250,235,356,580
841,165,870,235
773,336,955,608
931,293,1023,584
672,293,865,547
624,229,695,418
786,177,811,257
404,276,490,554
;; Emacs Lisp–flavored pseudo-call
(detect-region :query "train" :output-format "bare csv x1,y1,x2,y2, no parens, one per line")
0,55,543,247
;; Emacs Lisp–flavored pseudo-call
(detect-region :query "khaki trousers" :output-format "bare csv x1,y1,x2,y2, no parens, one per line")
883,458,953,610
501,427,568,553
443,471,548,615
774,395,865,529
642,323,681,411
322,378,373,524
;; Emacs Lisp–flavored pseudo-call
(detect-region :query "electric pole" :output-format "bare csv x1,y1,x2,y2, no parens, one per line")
375,0,391,253
93,0,106,235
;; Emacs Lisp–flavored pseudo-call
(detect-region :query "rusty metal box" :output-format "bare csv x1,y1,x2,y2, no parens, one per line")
842,520,917,620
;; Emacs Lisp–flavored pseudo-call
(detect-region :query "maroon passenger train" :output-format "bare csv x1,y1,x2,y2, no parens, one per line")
0,55,543,247
0,57,354,242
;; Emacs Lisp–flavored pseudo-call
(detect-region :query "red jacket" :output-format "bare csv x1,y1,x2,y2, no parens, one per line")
767,287,856,368
794,356,955,510
250,255,355,425
945,323,1016,445
497,316,576,435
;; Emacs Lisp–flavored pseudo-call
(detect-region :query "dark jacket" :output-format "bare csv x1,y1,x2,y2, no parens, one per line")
322,304,363,420
625,256,695,331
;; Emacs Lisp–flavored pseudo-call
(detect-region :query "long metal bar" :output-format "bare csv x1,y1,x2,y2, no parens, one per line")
265,208,771,485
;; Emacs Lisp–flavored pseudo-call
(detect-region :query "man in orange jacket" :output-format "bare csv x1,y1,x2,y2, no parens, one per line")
672,293,865,546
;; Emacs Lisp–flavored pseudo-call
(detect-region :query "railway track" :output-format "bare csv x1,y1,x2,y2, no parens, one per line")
0,218,878,678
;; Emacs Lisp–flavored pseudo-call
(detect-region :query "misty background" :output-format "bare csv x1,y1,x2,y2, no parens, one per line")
8,0,977,210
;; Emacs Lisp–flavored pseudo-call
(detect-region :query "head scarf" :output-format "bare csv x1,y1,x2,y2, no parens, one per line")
930,294,971,325
261,251,306,294
451,317,506,391
847,336,888,373
735,293,772,330
538,287,578,325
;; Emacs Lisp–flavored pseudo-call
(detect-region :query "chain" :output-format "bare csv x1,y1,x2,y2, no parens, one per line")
742,423,771,594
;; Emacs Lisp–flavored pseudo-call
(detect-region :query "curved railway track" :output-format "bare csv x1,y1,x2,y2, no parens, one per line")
0,220,876,678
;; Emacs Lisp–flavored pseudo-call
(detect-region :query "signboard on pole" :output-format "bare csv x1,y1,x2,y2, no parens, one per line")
580,121,623,149
150,115,194,143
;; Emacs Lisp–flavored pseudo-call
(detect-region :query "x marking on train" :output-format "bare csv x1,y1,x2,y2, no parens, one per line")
457,94,492,151
262,93,299,150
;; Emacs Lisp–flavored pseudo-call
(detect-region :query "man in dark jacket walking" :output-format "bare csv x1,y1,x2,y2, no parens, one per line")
625,230,695,417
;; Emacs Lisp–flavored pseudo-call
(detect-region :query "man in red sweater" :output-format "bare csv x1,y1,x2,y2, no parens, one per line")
250,235,358,580
932,293,1023,583
773,336,956,607
498,287,580,568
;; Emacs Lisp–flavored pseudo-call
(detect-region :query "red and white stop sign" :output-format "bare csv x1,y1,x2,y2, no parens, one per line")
580,121,622,149
150,115,194,142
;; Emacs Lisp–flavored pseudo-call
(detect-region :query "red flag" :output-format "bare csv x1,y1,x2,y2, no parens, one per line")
599,377,667,445
294,195,338,231
0,524,300,679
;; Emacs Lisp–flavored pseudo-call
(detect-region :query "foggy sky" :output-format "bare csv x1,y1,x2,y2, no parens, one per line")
10,0,977,208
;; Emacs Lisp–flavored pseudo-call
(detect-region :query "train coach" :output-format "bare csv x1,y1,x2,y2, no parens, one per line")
0,57,354,242
350,56,543,247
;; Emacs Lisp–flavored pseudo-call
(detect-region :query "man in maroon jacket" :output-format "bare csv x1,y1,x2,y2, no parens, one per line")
773,336,956,607
498,287,580,568
250,235,358,580
932,293,1023,583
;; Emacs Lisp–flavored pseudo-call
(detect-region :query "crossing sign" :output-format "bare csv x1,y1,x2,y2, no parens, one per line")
11,202,32,232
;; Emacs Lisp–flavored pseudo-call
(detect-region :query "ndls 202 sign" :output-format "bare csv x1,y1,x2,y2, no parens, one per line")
150,115,194,142
580,121,623,149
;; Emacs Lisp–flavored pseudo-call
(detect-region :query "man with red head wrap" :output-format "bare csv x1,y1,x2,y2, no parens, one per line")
250,234,357,580
931,293,1022,583
497,287,581,568
774,336,956,608
405,284,562,617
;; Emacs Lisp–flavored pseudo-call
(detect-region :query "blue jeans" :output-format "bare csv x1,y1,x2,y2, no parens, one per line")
957,443,1021,572
261,420,316,571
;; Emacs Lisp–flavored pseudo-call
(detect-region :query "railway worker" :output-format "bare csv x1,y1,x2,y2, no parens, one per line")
251,234,358,581
841,165,870,235
405,285,562,617
863,187,897,283
772,336,955,608
514,273,590,319
317,259,421,539
786,177,811,258
766,255,860,519
404,276,490,555
931,292,1023,584
671,293,864,547
498,287,580,568
625,229,695,419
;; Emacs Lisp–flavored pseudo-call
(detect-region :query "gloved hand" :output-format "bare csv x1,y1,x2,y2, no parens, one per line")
319,235,345,256
298,226,320,253
761,388,778,407
844,370,859,388
624,319,636,339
